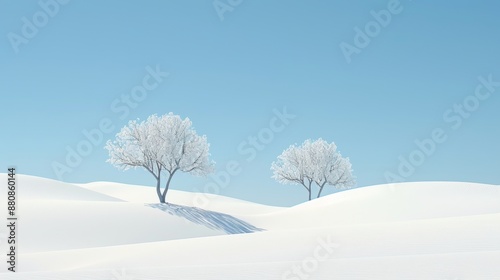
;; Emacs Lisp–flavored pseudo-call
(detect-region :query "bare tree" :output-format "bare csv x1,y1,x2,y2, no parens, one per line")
271,139,355,201
105,113,215,203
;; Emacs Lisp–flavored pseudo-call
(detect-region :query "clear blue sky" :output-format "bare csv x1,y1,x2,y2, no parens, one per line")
1,0,499,206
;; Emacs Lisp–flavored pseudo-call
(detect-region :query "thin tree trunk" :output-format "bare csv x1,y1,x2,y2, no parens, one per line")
301,181,312,201
161,171,176,203
317,182,326,198
156,176,164,203
308,180,312,201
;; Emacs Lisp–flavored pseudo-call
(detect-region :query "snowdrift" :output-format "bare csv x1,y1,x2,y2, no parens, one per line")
0,174,498,279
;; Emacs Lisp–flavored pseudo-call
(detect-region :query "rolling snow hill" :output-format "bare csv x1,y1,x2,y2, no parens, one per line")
0,174,499,279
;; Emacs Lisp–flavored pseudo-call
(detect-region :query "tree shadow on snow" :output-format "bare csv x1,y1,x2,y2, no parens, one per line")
146,203,264,234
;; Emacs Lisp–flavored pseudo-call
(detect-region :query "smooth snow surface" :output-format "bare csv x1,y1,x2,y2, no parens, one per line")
0,174,499,279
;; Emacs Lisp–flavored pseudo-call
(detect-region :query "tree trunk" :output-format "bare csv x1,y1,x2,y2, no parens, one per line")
308,180,312,201
156,176,164,203
161,172,175,203
317,182,326,198
302,181,312,201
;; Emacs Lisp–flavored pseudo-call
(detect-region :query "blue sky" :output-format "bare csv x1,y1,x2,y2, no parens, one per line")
1,0,499,206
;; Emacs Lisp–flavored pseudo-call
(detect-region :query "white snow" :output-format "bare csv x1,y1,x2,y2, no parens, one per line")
1,174,499,279
78,181,284,215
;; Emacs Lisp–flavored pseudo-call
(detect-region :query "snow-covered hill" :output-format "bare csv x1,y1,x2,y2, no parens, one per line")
0,174,499,279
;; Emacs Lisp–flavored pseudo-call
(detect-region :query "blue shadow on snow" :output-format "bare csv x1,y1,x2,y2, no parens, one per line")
146,203,264,234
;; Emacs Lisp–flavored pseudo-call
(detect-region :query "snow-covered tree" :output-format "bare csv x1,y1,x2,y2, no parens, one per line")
105,113,215,203
271,139,355,201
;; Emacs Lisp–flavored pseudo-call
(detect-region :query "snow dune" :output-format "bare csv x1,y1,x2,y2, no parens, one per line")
15,175,121,202
0,174,499,279
0,175,227,254
252,181,500,230
78,181,285,215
